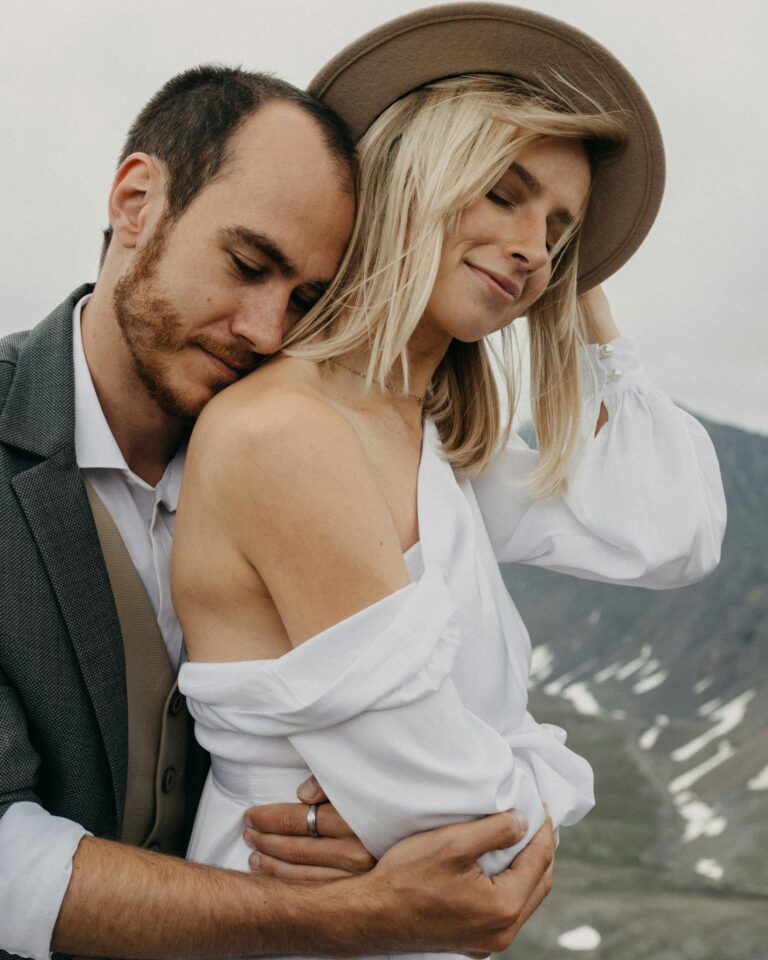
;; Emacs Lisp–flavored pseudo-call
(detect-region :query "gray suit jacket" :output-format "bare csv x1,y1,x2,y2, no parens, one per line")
0,287,207,960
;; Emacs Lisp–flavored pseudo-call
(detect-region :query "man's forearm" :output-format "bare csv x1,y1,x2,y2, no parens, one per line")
52,811,552,959
53,835,374,959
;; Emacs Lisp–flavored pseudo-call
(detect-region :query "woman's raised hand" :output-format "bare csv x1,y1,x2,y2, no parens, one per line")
578,284,621,344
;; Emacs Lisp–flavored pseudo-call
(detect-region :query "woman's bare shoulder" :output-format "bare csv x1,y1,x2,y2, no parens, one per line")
187,356,370,503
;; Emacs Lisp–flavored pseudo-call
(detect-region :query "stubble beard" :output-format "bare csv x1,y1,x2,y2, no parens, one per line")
112,220,233,424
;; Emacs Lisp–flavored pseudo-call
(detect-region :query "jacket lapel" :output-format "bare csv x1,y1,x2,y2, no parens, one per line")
0,287,128,825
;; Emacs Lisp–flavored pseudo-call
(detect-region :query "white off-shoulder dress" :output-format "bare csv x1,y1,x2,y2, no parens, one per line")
179,339,725,956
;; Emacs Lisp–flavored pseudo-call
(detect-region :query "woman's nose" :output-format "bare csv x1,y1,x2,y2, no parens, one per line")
503,216,549,274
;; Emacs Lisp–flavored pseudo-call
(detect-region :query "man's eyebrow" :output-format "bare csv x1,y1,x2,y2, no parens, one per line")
509,162,575,227
220,226,298,278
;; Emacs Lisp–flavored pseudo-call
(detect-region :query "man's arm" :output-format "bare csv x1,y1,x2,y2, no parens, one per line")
53,811,553,958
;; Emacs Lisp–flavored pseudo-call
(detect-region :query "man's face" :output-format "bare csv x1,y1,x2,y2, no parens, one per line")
113,102,355,421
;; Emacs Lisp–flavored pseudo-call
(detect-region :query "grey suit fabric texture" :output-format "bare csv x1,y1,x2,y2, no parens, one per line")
0,288,208,960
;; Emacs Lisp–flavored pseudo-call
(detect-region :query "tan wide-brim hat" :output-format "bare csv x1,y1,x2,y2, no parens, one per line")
309,2,665,292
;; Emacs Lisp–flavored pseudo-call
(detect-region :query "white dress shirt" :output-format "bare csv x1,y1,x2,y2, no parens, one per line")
0,295,186,960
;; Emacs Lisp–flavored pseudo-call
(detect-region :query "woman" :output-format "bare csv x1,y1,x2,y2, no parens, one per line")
174,3,725,925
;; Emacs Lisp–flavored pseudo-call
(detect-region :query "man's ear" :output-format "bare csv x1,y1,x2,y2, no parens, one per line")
107,153,166,250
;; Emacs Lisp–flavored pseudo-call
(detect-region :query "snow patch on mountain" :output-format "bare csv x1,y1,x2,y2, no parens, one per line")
695,858,724,881
557,926,602,951
529,644,555,684
672,691,755,762
633,670,669,694
593,662,620,683
693,676,715,694
747,764,768,791
669,739,736,794
638,714,669,750
560,681,602,716
672,792,728,842
615,645,653,680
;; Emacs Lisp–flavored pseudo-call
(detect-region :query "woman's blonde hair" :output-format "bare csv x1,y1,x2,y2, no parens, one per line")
283,74,626,495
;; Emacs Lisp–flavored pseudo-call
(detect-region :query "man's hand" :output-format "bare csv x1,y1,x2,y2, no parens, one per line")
355,809,555,956
245,777,555,956
244,777,376,880
55,799,553,958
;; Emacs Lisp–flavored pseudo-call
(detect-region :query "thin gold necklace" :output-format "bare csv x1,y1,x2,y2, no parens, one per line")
330,359,427,405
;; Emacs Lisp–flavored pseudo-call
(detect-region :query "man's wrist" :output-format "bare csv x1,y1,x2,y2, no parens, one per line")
272,872,390,957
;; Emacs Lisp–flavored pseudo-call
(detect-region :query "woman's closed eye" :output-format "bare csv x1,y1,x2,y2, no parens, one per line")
289,289,321,316
487,189,519,209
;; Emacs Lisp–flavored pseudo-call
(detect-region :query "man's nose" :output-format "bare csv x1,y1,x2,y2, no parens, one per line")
230,292,290,356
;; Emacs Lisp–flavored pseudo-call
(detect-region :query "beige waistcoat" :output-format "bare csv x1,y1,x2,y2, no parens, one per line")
85,481,189,856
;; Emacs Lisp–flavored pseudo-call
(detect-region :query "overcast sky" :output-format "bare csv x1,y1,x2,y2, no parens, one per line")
2,0,766,434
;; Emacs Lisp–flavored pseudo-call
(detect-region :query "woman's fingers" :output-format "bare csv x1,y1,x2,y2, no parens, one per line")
245,801,354,838
244,800,376,875
244,828,376,874
297,775,327,803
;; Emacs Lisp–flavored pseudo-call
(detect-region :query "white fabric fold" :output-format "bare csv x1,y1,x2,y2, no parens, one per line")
181,568,461,733
181,568,594,870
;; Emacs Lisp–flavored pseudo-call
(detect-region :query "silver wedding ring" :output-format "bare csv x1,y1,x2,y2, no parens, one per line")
306,802,320,837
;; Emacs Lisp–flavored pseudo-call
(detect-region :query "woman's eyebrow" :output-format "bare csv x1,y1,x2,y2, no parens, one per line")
510,161,541,195
509,162,576,227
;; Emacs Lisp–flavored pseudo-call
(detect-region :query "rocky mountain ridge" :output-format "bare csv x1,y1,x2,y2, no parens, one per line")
499,414,768,957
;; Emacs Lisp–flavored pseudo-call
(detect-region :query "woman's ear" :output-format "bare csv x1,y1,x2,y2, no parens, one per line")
107,152,166,251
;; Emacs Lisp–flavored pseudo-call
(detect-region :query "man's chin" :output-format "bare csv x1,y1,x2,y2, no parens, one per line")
180,376,237,419
140,377,211,424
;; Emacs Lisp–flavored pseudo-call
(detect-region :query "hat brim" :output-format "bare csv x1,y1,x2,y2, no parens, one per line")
309,2,665,293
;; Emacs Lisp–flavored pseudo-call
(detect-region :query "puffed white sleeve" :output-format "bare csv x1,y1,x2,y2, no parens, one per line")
181,569,594,875
471,337,726,587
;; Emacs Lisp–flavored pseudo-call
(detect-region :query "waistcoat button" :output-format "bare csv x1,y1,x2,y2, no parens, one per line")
161,766,177,793
169,691,185,716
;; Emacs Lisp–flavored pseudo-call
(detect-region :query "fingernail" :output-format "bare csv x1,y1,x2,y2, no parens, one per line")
511,810,529,835
298,776,322,802
245,813,254,829
243,830,254,849
249,853,261,871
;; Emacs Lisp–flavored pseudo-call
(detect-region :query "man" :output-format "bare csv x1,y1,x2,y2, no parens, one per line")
0,66,553,960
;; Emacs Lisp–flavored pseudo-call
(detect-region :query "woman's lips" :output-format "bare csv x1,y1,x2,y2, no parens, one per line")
466,262,521,302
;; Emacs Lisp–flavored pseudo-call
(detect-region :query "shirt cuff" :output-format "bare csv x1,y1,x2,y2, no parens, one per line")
0,802,91,960
579,336,646,398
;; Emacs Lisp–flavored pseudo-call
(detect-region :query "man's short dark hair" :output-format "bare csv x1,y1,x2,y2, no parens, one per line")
100,65,356,266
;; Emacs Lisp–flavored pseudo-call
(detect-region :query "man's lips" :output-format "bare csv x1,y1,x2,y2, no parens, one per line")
466,263,521,301
197,345,254,378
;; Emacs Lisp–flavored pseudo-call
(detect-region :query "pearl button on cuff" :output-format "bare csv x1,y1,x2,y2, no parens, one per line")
608,368,623,381
599,343,614,358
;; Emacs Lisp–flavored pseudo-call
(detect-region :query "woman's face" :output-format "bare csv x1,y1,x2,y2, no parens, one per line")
421,136,592,344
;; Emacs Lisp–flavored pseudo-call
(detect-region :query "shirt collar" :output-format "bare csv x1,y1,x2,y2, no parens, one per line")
73,294,186,511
